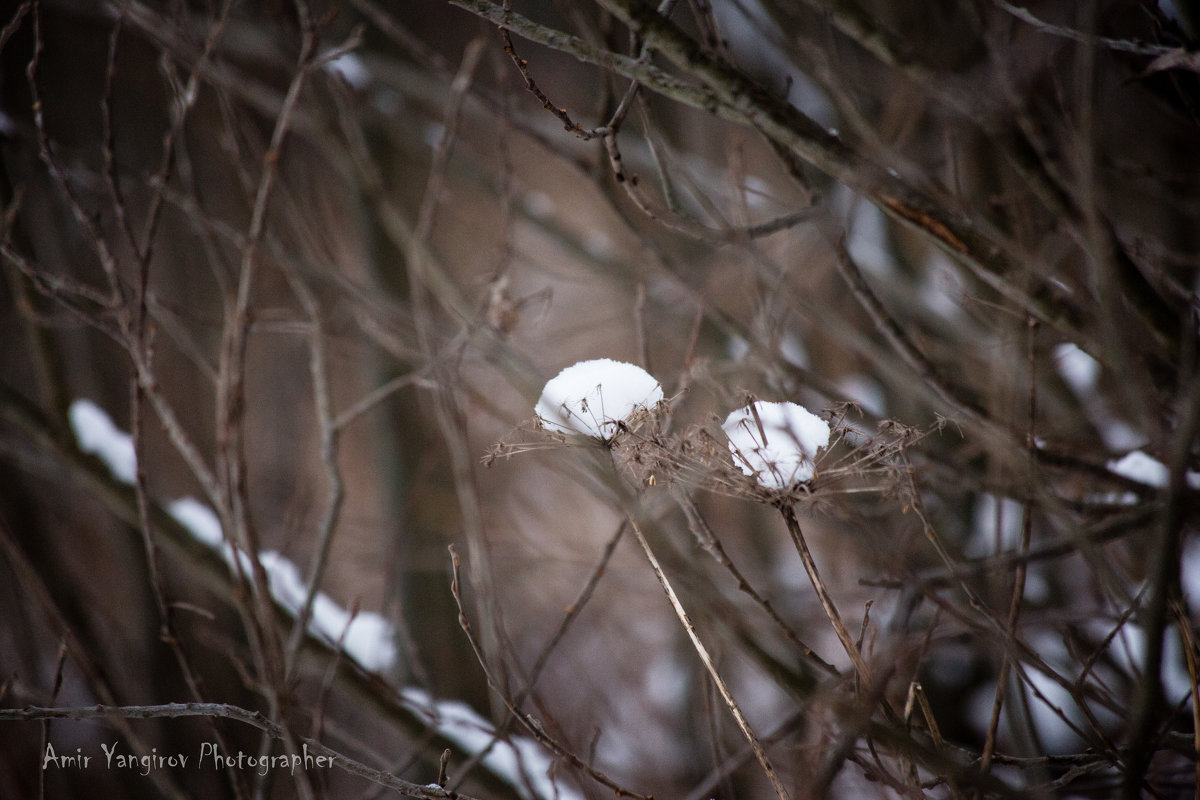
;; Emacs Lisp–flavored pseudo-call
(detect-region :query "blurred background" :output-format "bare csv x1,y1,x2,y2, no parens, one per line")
1,0,1198,797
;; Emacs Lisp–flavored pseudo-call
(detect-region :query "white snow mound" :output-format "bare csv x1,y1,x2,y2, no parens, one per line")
723,400,830,489
535,359,663,439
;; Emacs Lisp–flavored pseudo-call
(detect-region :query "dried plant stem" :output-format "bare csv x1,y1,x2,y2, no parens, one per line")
281,270,345,678
450,521,627,788
777,503,872,686
1122,367,1200,799
447,547,652,800
625,514,792,800
0,521,190,800
978,317,1040,787
1173,605,1200,796
673,488,838,678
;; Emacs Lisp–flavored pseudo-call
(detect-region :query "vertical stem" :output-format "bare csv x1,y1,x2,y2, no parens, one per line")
778,503,872,686
1122,365,1200,799
626,515,792,800
979,316,1038,790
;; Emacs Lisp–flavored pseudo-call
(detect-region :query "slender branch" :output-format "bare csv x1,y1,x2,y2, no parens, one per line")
498,19,590,136
672,487,838,678
624,514,793,800
211,1,321,709
457,0,1131,342
1122,364,1200,798
978,317,1039,784
776,503,872,686
451,520,628,790
447,546,652,800
994,1,1174,55
281,267,346,679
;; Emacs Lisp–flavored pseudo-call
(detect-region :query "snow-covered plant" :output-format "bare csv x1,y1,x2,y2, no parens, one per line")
534,358,664,440
722,400,831,489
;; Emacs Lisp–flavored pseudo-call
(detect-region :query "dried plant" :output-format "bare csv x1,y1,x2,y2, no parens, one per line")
1,1,1198,799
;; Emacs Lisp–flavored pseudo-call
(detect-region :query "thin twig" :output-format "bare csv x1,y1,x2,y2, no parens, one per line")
281,268,347,679
978,316,1039,788
0,519,191,800
993,0,1173,56
776,503,872,687
447,546,652,800
498,15,590,137
624,513,793,800
672,487,838,678
1122,362,1200,798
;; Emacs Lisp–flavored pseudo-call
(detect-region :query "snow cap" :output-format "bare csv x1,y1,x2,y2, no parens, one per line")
723,400,830,489
535,358,663,439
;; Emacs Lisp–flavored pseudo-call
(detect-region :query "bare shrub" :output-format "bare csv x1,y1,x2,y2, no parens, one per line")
1,1,1197,798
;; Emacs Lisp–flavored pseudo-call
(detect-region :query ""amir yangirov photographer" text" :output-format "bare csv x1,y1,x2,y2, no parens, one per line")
42,741,333,776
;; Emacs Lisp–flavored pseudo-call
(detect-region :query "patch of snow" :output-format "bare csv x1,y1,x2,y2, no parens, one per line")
535,359,663,439
1108,450,1169,488
1106,450,1200,490
259,550,307,610
403,687,582,800
323,51,370,89
69,398,397,673
340,612,397,673
787,71,836,128
1083,491,1140,506
1054,343,1143,451
779,331,809,368
260,550,397,672
643,651,690,710
707,1,835,127
918,251,966,320
1053,343,1099,396
967,667,1086,754
839,373,886,417
723,400,830,488
1094,620,1194,705
69,399,137,484
728,334,750,362
966,493,1024,557
423,123,446,147
1099,421,1143,452
168,497,223,548
1184,537,1200,619
741,174,772,210
845,198,896,277
371,88,402,115
582,230,616,259
1023,568,1050,604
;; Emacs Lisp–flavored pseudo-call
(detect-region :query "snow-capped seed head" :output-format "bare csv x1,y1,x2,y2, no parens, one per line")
723,400,831,489
535,359,664,439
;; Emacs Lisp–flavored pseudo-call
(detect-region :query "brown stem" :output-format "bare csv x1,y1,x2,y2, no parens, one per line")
625,514,793,800
777,503,872,686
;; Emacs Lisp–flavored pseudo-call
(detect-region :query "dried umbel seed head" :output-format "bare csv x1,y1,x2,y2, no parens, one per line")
723,400,830,489
535,358,664,440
